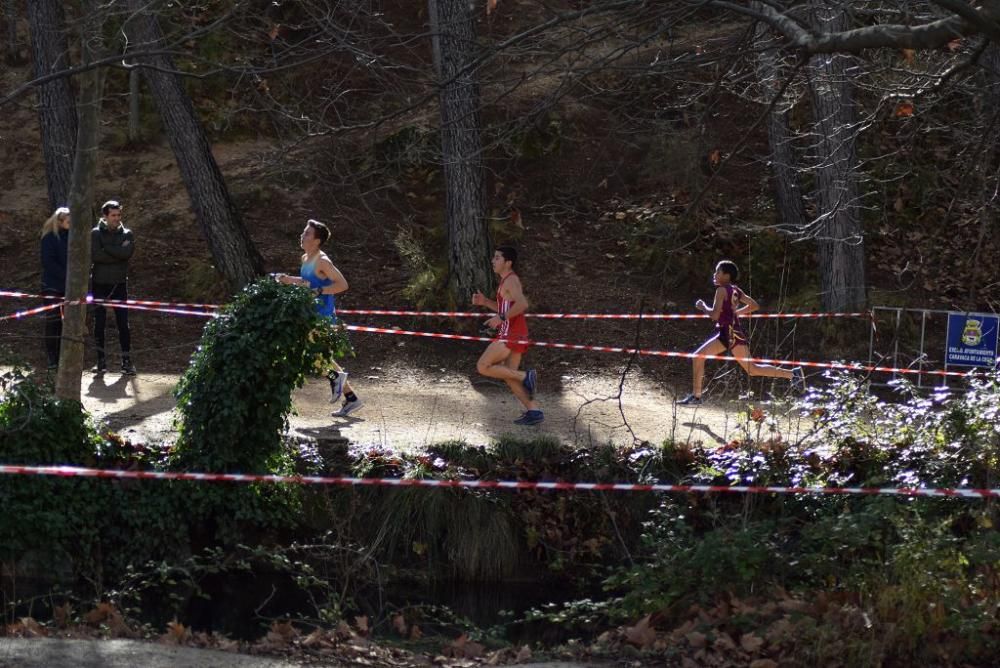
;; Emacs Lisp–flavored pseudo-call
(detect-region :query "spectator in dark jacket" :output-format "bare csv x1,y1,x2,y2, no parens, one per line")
40,207,70,368
91,200,136,375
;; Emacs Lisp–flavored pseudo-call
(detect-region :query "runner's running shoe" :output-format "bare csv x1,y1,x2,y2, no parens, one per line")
677,394,702,406
513,409,544,425
332,397,364,417
328,370,348,402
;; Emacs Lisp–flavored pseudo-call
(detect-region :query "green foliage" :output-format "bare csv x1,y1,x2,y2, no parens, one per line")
328,437,654,581
172,278,351,471
0,369,107,562
363,486,519,581
508,113,564,160
569,372,1000,662
106,539,377,634
394,227,448,308
0,282,355,595
165,280,353,546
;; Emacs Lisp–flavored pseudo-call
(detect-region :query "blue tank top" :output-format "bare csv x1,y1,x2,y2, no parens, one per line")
301,257,335,318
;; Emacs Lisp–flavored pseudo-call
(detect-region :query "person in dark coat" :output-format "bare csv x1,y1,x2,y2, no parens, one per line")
91,200,136,375
40,207,70,368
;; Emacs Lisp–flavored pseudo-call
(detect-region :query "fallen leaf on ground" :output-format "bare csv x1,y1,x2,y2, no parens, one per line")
161,619,189,645
741,632,765,653
624,614,656,648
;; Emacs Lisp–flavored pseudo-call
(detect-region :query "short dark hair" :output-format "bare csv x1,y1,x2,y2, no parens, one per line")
307,219,330,245
716,260,739,282
495,245,518,267
101,200,121,215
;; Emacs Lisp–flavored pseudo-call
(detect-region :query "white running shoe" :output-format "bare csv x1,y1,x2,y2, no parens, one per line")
332,397,364,417
329,371,348,403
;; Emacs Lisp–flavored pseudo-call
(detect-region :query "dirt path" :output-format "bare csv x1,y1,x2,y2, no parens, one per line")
79,367,810,450
0,637,598,668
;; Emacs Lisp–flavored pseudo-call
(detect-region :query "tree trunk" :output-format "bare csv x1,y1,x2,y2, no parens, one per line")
27,0,78,210
3,0,16,64
428,0,493,305
128,67,141,143
752,4,805,231
808,7,867,311
125,0,264,290
967,43,1000,305
56,8,104,401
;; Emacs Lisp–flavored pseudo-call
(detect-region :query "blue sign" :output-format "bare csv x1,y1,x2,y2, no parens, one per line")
945,313,999,368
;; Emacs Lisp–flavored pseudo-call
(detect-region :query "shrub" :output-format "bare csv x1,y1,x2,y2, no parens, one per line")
171,278,351,472
0,368,107,563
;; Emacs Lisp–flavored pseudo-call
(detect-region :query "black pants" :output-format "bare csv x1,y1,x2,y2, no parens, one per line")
42,288,64,367
92,282,131,360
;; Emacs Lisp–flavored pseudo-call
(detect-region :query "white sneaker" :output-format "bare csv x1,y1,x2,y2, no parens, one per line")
328,371,348,403
332,397,364,417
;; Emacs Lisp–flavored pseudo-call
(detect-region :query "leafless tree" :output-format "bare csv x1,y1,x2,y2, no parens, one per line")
3,0,16,64
9,0,1000,317
27,0,77,209
123,0,264,289
429,0,493,304
752,2,806,234
56,1,104,401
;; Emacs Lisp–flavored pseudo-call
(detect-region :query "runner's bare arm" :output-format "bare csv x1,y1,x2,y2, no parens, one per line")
735,291,759,316
501,276,529,319
276,255,310,286
695,287,726,321
276,273,304,286
472,291,499,311
317,258,349,295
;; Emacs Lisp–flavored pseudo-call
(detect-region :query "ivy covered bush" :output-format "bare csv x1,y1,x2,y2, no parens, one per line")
0,280,352,586
172,278,352,472
164,279,352,547
0,368,108,563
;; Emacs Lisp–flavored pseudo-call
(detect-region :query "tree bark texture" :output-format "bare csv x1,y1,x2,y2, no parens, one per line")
807,8,867,311
128,67,141,143
27,0,78,210
56,15,104,401
752,4,805,232
967,43,1000,304
428,0,493,305
716,0,997,54
125,0,264,290
4,0,16,64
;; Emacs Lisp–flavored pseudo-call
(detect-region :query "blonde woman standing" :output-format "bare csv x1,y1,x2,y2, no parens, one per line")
40,207,70,369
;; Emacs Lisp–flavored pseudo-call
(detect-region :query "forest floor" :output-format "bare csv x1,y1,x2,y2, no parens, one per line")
0,637,596,668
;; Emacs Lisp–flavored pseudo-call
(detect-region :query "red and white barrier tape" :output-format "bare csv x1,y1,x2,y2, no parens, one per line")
0,464,996,498
1,289,866,320
343,324,984,378
0,302,65,322
1,299,213,321
1,298,984,378
88,300,217,318
334,308,869,320
0,290,219,310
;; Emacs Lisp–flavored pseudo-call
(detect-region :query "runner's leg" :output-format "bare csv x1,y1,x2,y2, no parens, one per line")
692,336,726,398
729,343,793,380
476,340,526,383
502,351,536,410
